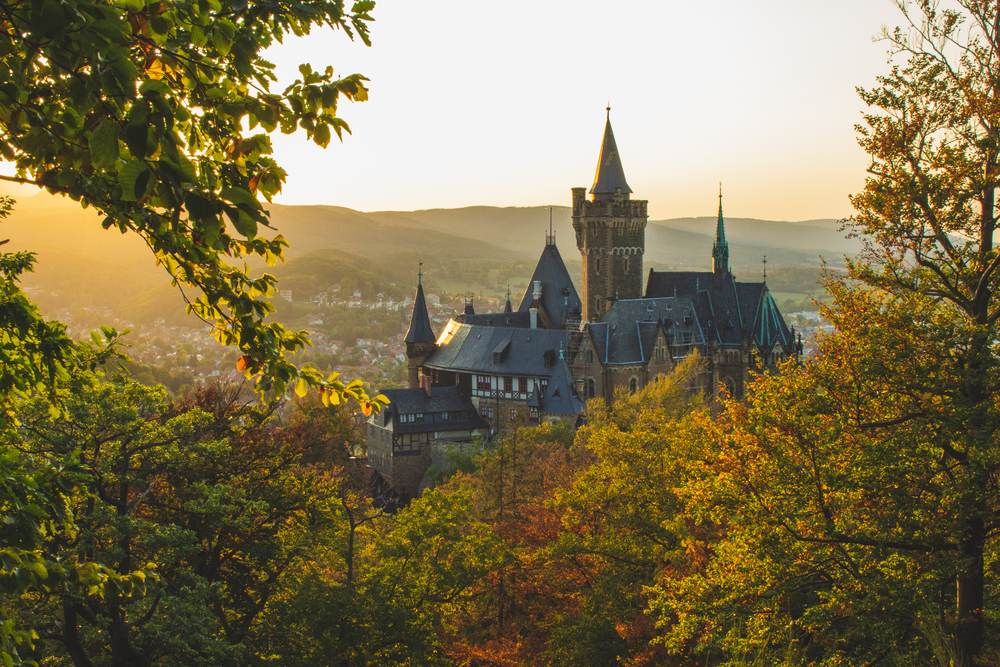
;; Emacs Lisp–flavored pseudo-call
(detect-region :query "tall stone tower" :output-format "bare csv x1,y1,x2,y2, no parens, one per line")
404,266,436,389
572,108,648,321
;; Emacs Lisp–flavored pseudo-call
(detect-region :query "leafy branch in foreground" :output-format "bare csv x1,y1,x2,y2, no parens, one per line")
0,0,386,411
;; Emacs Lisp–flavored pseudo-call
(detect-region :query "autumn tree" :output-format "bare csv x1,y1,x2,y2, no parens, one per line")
844,1,1000,661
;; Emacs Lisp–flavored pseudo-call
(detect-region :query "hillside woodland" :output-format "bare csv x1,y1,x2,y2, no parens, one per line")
1,0,1000,666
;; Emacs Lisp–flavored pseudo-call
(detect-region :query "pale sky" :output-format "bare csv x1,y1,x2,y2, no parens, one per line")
265,0,906,220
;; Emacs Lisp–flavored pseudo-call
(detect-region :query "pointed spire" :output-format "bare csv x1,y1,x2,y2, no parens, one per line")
504,283,513,313
712,183,730,275
590,106,632,198
405,263,435,344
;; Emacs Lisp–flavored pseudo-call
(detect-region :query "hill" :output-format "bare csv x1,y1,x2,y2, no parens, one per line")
2,193,852,331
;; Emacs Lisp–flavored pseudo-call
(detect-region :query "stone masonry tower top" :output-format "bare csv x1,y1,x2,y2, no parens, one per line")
573,109,648,321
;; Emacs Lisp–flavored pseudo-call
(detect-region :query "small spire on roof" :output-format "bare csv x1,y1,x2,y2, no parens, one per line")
405,263,435,344
713,183,730,275
504,283,513,313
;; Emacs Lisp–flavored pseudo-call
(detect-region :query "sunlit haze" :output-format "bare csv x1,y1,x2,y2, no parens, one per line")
263,0,904,220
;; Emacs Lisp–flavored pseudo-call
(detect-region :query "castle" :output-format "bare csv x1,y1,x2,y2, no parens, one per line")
367,110,802,501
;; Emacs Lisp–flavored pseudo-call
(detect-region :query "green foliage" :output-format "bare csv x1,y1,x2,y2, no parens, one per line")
258,477,505,666
0,0,386,410
10,375,369,665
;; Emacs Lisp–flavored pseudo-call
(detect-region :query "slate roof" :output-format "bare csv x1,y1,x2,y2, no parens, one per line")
586,296,704,364
456,311,532,328
378,386,488,434
425,320,569,376
404,280,436,344
516,243,582,328
743,283,794,351
590,111,632,196
645,269,795,353
540,359,585,415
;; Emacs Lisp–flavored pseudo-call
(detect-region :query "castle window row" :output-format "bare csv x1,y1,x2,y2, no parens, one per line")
399,410,471,425
472,373,542,401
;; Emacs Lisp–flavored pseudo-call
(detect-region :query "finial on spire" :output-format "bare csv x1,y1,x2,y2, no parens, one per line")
762,255,768,283
546,207,555,245
417,261,423,286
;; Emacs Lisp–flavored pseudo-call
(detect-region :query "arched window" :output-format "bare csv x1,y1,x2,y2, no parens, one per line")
629,377,638,394
586,378,596,398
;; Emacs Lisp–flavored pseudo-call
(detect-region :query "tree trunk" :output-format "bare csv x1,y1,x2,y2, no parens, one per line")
62,601,94,667
955,515,985,666
954,327,991,666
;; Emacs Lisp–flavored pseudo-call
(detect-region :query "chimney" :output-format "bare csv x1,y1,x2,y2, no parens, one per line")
532,280,543,302
529,307,538,329
420,372,432,397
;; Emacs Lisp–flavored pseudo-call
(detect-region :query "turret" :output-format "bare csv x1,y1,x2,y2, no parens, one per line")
404,265,437,389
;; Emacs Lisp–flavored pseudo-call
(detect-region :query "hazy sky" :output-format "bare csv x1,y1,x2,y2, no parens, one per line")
264,0,907,220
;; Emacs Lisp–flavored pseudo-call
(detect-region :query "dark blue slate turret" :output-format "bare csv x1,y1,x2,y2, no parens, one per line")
405,269,436,344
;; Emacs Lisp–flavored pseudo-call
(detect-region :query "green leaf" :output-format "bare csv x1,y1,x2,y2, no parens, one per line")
89,119,119,168
118,160,149,201
228,209,258,238
313,123,331,148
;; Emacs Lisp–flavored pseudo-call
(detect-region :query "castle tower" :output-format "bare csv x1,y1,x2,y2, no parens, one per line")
713,184,730,276
404,265,436,389
572,108,648,321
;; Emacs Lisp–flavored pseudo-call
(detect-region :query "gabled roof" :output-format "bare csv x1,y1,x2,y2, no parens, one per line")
541,359,585,415
645,266,794,352
517,243,582,328
589,296,703,364
405,278,436,344
377,386,489,434
425,320,569,376
744,283,794,352
590,110,632,196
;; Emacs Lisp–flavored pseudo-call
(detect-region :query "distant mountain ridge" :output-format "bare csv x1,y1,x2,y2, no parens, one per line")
3,195,853,329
